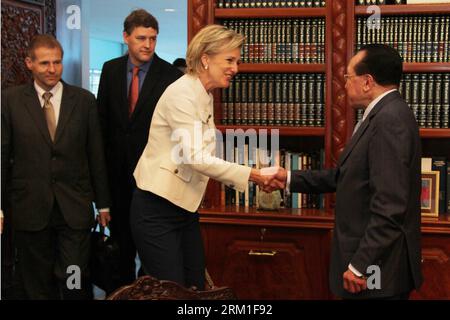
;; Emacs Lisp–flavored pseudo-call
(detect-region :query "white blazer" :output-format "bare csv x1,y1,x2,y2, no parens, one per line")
134,74,251,212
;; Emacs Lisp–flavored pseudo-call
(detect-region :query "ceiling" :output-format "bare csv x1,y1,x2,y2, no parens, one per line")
88,0,187,60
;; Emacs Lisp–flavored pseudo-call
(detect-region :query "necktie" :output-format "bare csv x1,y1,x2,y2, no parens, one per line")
43,92,56,141
352,119,362,137
129,66,139,116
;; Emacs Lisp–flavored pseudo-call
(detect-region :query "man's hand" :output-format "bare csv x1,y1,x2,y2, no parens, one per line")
249,168,271,188
97,210,111,227
343,269,367,294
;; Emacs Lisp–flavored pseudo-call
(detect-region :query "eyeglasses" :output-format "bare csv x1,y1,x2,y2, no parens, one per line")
343,74,358,81
344,73,368,81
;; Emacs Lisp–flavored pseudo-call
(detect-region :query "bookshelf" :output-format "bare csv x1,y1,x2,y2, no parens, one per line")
237,63,326,72
188,0,450,299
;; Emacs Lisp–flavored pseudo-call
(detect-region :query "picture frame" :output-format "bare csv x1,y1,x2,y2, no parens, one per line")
421,171,440,217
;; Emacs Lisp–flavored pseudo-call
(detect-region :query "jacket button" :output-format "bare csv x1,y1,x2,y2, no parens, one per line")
174,169,179,174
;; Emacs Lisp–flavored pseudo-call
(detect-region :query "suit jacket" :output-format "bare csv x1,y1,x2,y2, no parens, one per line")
1,82,111,231
134,74,251,212
97,54,183,180
291,91,423,298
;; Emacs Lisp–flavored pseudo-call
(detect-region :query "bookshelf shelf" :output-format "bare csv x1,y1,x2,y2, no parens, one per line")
215,7,326,18
238,63,326,73
355,4,450,16
420,128,450,138
199,206,334,228
216,125,325,136
421,213,450,234
403,63,450,73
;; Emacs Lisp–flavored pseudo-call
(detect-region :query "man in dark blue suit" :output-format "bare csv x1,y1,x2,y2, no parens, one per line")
267,44,423,299
97,9,182,292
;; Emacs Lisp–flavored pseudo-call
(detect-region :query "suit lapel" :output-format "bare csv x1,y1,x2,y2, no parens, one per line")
129,54,162,122
54,82,77,143
337,119,370,167
23,84,53,146
119,56,130,124
338,91,401,167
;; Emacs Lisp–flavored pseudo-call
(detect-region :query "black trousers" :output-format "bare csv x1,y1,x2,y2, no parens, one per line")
130,188,205,290
108,170,139,291
13,202,92,300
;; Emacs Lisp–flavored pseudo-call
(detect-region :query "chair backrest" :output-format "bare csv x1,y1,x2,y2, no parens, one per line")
106,275,236,300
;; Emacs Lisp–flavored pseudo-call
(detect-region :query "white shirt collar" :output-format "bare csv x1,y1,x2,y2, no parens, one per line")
34,81,63,107
362,88,397,121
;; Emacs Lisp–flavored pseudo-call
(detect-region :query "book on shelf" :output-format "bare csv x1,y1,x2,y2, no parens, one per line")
360,73,450,128
355,16,449,63
219,72,326,128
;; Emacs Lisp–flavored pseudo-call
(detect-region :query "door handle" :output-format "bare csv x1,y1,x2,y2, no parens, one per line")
248,250,277,257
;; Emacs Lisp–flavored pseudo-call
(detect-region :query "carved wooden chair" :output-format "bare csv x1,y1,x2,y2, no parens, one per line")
106,272,236,300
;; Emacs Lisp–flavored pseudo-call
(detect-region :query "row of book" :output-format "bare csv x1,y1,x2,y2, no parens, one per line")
217,0,326,8
356,16,450,63
223,19,325,64
221,145,325,210
422,157,450,216
221,73,325,126
355,73,450,129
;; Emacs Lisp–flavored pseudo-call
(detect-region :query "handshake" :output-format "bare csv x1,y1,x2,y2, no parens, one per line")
250,166,288,193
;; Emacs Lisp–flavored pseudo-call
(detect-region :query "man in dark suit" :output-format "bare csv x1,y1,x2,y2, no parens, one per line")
267,44,423,299
96,9,182,290
1,35,111,299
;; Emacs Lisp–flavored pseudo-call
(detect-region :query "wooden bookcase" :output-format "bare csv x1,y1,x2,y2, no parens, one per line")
188,0,450,299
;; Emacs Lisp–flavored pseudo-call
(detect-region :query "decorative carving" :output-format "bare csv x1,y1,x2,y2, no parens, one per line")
1,0,55,89
107,275,236,300
189,0,211,41
44,0,56,35
1,0,43,88
330,0,349,166
422,248,450,264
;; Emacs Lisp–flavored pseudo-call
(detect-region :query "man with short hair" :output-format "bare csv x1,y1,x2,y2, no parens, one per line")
268,44,423,299
1,34,111,299
97,9,183,292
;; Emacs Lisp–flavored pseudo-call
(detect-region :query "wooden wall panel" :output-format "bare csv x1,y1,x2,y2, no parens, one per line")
1,0,55,89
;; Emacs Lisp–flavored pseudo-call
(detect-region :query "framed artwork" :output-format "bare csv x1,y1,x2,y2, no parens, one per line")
421,171,440,217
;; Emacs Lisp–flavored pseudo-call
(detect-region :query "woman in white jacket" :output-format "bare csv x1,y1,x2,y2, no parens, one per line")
130,24,277,289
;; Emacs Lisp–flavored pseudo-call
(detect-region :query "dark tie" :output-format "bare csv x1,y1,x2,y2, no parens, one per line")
43,92,56,141
129,66,139,116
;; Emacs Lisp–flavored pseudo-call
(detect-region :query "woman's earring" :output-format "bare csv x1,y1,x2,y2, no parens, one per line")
204,64,208,70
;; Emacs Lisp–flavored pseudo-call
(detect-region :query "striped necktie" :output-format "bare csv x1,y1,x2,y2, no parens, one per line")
43,92,56,141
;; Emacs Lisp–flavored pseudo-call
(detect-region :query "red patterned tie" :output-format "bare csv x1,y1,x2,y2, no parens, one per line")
129,66,139,116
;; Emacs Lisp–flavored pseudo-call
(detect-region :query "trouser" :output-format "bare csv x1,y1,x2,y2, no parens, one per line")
13,203,92,300
130,188,205,290
108,173,139,292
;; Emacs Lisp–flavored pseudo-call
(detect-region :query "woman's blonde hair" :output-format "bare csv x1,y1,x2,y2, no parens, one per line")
186,24,245,75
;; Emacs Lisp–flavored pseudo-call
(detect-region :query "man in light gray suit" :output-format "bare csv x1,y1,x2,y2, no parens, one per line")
267,44,423,299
